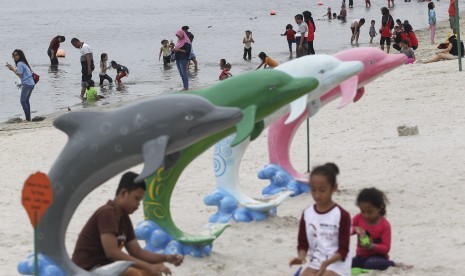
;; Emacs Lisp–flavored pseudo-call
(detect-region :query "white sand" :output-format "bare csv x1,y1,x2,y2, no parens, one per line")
2,19,465,276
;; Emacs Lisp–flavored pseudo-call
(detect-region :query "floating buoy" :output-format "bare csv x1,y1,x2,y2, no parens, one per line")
318,1,323,5
56,48,65,57
270,10,277,15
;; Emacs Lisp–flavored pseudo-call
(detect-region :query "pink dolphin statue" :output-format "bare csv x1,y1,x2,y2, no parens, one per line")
268,48,407,183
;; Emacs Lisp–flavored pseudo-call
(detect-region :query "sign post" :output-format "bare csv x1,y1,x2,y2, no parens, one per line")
22,172,53,276
455,0,462,71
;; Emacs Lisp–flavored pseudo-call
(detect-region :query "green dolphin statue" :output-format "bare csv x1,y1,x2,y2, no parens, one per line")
142,69,318,246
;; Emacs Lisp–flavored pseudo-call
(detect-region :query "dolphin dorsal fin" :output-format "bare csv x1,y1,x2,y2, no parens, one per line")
338,75,359,108
308,99,321,117
53,111,102,136
135,135,169,183
285,95,308,124
353,87,365,103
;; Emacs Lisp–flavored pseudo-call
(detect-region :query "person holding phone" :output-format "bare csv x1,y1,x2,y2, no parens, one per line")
5,49,35,122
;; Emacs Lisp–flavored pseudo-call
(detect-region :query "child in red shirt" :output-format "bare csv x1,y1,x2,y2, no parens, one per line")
281,24,296,58
219,62,232,81
352,188,411,270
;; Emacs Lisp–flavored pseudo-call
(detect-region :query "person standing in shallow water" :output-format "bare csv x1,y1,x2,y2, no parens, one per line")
47,35,65,66
71,37,95,98
172,29,191,91
5,49,35,122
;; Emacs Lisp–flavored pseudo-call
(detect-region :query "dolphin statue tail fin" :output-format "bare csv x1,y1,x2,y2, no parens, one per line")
285,95,308,125
86,261,134,276
338,75,359,108
54,111,102,136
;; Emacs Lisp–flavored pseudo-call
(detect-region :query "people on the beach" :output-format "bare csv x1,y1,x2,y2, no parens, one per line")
449,0,457,34
85,80,103,101
110,61,129,84
47,35,65,66
388,0,394,8
172,29,191,90
281,24,296,58
304,11,316,55
295,14,308,58
380,7,394,53
243,30,255,61
400,40,415,64
369,20,377,44
159,39,173,66
71,172,184,275
428,2,437,44
99,53,112,86
323,7,332,18
352,188,411,271
395,19,403,31
339,5,347,20
219,62,232,80
183,26,198,70
366,0,371,8
256,52,278,69
420,34,464,63
351,18,365,45
71,38,95,98
289,163,351,276
349,0,354,8
6,49,35,122
392,26,410,52
403,22,418,50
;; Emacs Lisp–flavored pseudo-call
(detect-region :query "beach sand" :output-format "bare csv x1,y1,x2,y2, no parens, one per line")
2,15,465,276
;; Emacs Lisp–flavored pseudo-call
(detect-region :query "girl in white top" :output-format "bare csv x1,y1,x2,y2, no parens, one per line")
289,163,351,276
99,53,112,86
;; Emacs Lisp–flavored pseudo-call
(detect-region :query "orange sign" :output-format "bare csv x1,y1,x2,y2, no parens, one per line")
22,172,53,228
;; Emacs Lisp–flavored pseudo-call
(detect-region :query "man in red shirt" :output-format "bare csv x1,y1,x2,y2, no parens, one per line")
449,0,457,34
47,35,65,66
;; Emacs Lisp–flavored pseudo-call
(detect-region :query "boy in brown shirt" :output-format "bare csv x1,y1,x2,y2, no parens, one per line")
72,172,183,275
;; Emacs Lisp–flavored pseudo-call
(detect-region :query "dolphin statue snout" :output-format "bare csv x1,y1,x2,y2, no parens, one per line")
189,106,243,134
378,52,407,68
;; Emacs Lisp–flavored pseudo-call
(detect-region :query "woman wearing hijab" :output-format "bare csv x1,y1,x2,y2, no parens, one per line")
173,29,191,90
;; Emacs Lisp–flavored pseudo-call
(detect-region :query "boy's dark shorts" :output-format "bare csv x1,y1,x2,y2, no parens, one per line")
380,36,391,45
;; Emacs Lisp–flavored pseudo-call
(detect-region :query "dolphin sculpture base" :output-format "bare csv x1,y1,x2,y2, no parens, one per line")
134,220,228,258
18,253,133,276
204,188,294,223
258,164,310,197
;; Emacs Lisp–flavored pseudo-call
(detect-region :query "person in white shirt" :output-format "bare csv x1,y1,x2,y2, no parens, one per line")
294,14,308,58
71,37,95,98
290,163,351,276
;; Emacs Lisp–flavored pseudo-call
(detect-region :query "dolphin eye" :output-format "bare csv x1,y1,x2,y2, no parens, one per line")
185,114,194,121
319,69,325,74
368,60,375,65
269,84,276,91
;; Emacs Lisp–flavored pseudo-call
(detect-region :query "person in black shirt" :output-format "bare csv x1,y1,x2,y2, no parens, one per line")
110,61,129,84
421,35,464,63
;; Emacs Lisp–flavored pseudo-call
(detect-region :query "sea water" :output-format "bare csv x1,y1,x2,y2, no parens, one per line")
0,0,450,122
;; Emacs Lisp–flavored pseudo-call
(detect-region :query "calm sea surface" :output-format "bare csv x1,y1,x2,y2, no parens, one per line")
0,0,450,122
